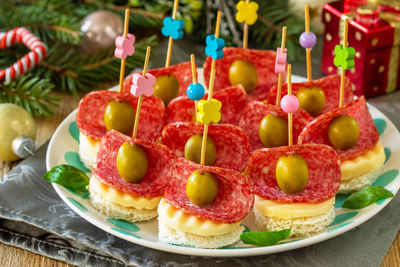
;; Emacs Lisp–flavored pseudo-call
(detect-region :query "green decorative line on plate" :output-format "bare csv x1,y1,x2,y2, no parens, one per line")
69,121,80,143
372,169,399,187
330,212,358,227
64,152,90,173
241,224,250,233
373,118,386,135
111,227,140,239
328,222,352,233
107,218,140,232
64,186,89,199
66,197,87,212
384,148,391,164
222,246,250,249
334,194,350,208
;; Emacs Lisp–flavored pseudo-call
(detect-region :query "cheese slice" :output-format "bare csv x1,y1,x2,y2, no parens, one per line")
90,175,161,210
341,141,385,181
254,195,335,219
158,198,240,236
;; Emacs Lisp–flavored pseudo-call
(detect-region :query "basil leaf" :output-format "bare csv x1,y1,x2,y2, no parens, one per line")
43,164,90,194
240,228,291,246
342,186,394,209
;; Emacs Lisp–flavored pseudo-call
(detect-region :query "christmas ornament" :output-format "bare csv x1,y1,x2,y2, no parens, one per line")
0,27,47,84
80,10,123,54
0,104,36,162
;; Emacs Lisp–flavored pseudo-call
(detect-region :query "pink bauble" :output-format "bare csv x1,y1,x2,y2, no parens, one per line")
280,95,299,113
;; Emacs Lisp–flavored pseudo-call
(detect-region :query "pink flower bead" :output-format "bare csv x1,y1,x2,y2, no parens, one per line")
280,95,299,113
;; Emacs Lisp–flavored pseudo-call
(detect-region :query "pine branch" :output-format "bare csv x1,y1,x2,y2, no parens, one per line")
0,74,60,117
33,35,158,94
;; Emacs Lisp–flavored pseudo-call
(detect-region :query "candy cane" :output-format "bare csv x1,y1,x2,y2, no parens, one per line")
0,27,47,84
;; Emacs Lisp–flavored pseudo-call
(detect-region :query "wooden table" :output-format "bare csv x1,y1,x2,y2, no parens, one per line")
0,92,399,266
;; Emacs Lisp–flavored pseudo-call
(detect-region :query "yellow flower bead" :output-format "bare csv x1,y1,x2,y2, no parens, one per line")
196,99,222,124
236,1,259,25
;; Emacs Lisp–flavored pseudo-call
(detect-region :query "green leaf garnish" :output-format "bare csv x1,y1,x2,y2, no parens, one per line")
43,164,90,194
342,186,394,209
240,228,291,246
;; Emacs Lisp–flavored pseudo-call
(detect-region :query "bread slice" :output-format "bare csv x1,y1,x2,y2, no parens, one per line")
158,215,244,249
254,206,335,237
339,166,383,194
78,132,100,169
89,178,157,223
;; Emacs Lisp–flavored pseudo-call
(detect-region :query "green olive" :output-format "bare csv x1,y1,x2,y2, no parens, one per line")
153,74,179,106
259,114,288,148
104,100,135,135
228,59,258,94
276,154,309,194
328,115,360,150
186,170,219,206
184,134,217,166
297,86,326,116
116,142,148,183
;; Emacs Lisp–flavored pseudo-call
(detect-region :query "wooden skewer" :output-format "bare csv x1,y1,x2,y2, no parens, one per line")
190,54,198,123
118,9,130,92
276,26,287,107
200,11,221,166
243,0,250,49
132,46,151,139
165,0,179,68
339,19,349,108
305,4,312,82
287,64,293,146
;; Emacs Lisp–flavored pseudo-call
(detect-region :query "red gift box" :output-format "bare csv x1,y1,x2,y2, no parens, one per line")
321,0,400,97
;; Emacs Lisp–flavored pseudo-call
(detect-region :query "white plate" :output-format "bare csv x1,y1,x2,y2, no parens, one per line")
46,73,400,257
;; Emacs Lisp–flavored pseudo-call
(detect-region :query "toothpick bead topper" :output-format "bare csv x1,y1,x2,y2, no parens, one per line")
235,1,259,25
161,17,185,40
334,45,355,70
205,34,225,60
281,95,299,114
186,83,205,101
115,33,135,59
196,99,222,124
130,73,156,97
299,32,316,49
275,47,287,74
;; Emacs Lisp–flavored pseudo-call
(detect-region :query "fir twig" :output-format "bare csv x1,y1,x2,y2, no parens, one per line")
0,75,60,117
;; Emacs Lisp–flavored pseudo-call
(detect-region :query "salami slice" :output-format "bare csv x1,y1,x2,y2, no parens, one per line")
203,47,278,100
298,96,379,161
161,122,251,172
123,61,193,97
266,75,354,116
165,85,249,125
164,158,254,223
76,90,165,142
93,130,177,198
248,144,341,203
238,100,313,151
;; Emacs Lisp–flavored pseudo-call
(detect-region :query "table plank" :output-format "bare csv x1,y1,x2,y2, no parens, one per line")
0,92,399,266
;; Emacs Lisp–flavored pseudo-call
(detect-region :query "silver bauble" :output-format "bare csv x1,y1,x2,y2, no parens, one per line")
80,10,124,54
